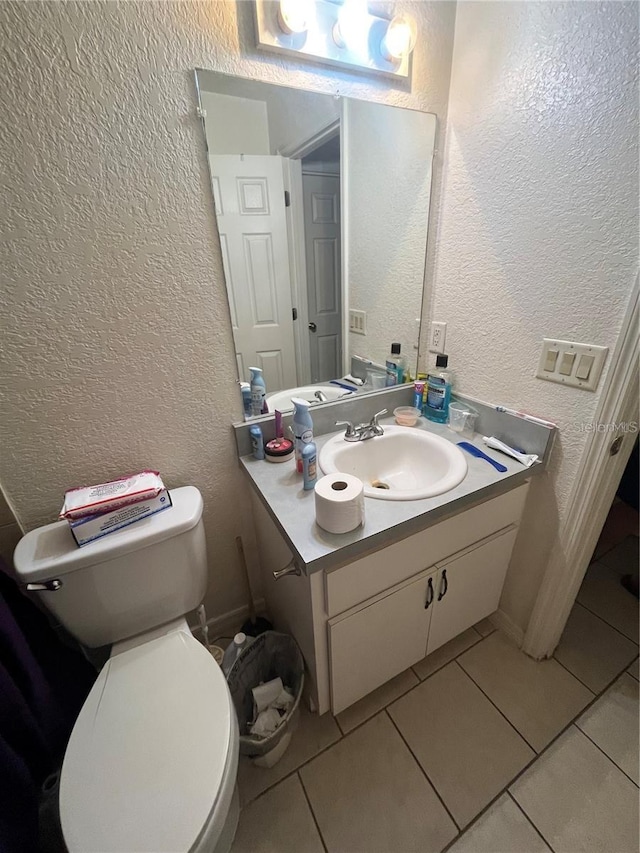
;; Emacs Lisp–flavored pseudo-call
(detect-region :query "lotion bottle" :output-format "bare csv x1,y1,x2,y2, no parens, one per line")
302,441,317,490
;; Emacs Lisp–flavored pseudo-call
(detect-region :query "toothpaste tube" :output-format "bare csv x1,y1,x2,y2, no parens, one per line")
413,380,425,411
482,437,539,468
60,470,165,520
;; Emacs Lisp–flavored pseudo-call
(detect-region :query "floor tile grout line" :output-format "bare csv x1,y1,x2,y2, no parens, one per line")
574,721,640,789
384,708,461,834
335,673,420,736
452,659,540,754
591,534,630,563
554,654,637,711
476,680,640,825
412,630,487,683
238,733,344,808
442,711,634,853
457,647,639,767
334,629,490,738
628,656,639,681
573,594,639,645
506,790,556,851
336,629,492,739
551,651,604,694
297,770,329,853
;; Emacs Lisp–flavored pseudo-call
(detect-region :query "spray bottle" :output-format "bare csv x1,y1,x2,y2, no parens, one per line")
291,397,314,474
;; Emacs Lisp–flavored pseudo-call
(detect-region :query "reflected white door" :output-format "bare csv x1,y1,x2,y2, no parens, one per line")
209,155,297,392
302,172,341,383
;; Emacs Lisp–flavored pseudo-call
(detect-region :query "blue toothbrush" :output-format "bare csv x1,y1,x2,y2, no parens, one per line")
457,441,508,473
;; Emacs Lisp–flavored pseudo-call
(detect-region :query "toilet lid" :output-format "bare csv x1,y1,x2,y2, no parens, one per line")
60,631,233,853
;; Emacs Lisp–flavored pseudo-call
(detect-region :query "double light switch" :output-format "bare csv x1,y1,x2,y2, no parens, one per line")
537,339,608,391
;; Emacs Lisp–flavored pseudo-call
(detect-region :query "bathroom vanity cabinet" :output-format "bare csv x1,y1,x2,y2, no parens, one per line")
251,481,529,715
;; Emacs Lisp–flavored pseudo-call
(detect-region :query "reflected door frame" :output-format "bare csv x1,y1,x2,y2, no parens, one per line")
280,119,347,381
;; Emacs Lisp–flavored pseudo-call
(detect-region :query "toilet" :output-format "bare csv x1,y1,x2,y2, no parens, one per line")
13,485,239,853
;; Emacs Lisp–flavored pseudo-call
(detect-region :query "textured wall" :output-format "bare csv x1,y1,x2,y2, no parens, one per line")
0,0,456,619
431,1,639,631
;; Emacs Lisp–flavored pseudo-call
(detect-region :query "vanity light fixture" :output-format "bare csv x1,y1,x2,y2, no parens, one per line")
254,0,416,79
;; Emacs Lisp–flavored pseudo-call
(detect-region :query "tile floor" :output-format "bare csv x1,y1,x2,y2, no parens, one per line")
230,538,639,853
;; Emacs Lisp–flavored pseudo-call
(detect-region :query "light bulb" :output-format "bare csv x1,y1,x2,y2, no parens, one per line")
277,0,313,35
381,14,417,61
333,0,369,52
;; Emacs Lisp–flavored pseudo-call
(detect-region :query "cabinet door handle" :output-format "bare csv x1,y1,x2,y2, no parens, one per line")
438,569,448,601
272,559,301,579
425,577,434,609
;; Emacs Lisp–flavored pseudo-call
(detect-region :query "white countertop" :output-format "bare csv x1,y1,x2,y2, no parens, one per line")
240,415,542,574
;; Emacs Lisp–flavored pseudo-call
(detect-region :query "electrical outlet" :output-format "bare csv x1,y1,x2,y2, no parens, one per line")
429,321,447,354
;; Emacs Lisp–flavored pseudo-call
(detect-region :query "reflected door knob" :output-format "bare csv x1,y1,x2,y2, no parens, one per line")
308,322,317,332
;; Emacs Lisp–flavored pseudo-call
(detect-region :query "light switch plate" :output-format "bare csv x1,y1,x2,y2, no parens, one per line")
536,339,608,391
349,309,367,336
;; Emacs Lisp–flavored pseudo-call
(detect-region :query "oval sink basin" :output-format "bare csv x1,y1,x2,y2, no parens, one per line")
266,385,353,413
319,425,468,501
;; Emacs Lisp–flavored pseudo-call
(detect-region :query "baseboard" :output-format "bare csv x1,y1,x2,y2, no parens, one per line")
190,598,267,643
490,608,525,647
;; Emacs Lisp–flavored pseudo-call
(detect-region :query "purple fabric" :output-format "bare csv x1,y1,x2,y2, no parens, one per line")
0,562,95,853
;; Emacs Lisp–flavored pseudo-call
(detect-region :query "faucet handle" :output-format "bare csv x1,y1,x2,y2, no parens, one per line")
370,409,388,435
336,420,357,439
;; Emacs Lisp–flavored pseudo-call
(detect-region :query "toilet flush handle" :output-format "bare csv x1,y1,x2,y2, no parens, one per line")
26,579,63,592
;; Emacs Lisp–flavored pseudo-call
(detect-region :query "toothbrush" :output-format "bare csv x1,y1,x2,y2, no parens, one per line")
457,441,508,473
495,406,556,429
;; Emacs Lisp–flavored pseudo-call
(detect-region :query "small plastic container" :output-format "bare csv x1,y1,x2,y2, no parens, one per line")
393,406,421,426
367,370,387,390
448,402,479,438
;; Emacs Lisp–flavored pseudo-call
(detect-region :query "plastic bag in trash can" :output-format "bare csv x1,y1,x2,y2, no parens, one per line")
226,631,305,757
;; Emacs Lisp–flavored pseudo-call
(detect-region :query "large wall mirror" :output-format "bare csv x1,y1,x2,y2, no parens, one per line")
195,69,436,417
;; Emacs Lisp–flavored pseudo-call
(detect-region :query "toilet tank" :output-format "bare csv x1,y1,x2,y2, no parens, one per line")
13,486,208,647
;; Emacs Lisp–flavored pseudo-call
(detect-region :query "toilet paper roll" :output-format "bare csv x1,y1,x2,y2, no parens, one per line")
315,473,365,534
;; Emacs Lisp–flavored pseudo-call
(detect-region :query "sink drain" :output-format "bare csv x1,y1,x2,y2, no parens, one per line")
371,479,390,490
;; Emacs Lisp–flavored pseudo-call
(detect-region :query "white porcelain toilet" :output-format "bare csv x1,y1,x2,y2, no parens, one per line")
13,486,239,853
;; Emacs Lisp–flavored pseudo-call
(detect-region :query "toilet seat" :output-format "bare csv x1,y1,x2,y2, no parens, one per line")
60,630,236,853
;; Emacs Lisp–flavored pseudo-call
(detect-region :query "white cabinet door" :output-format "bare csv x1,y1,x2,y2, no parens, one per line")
329,569,436,714
426,525,519,655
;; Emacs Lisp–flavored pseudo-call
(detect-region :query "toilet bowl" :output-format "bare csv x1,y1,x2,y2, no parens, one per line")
13,486,239,852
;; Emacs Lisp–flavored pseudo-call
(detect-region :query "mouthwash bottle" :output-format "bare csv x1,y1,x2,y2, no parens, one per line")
424,354,452,423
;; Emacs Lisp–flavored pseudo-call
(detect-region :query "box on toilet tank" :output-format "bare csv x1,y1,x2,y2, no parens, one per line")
69,490,173,547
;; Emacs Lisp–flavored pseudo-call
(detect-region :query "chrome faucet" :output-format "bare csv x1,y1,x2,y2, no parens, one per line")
336,409,387,442
314,390,328,403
